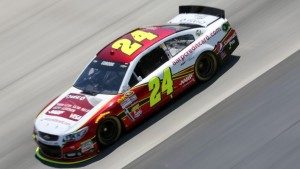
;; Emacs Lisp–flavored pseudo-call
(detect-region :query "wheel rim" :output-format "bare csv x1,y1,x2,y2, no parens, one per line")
196,56,214,78
99,119,117,142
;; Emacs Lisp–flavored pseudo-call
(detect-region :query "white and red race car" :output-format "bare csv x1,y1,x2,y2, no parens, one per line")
33,6,239,164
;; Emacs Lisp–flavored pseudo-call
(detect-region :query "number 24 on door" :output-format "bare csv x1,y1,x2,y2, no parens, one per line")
148,67,173,107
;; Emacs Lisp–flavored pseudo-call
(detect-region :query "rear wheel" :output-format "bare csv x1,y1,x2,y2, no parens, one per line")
194,52,218,82
96,116,122,146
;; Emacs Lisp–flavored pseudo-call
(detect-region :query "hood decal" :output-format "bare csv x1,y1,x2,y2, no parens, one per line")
46,93,94,121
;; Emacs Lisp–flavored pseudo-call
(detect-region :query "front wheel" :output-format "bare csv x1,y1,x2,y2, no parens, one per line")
96,116,122,146
194,52,218,82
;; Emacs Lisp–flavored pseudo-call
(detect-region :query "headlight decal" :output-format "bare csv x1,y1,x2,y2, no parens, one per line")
63,126,89,143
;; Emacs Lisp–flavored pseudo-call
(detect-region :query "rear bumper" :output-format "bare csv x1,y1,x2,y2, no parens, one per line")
214,28,239,64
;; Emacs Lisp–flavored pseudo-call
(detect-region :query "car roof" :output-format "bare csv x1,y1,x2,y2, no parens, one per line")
96,25,198,63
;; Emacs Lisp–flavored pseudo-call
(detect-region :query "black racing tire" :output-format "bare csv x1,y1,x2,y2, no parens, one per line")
96,116,122,146
194,52,218,82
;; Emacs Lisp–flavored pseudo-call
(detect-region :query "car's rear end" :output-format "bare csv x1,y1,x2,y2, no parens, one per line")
168,6,239,64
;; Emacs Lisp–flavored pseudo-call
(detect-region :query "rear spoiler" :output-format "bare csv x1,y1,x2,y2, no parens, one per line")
179,6,225,18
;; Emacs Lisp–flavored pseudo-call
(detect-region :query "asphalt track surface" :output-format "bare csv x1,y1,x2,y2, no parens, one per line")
0,0,300,169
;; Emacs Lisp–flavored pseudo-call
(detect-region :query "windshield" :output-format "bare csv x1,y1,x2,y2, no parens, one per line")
74,59,129,95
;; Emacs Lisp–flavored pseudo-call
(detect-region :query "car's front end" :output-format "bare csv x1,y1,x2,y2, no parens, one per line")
33,58,130,164
33,91,104,164
33,123,100,164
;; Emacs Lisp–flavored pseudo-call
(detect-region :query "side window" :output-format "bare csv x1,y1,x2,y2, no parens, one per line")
134,46,169,79
164,34,195,56
129,72,139,87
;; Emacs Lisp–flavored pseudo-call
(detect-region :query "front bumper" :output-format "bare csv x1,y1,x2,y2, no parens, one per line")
33,134,99,165
35,147,97,164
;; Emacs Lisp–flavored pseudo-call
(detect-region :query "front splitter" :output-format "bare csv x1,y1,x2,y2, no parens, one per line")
35,147,97,165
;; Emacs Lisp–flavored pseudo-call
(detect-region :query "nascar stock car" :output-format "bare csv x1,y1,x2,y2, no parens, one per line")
33,6,239,164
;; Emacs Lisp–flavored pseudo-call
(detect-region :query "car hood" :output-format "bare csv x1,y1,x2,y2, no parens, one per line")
35,87,115,135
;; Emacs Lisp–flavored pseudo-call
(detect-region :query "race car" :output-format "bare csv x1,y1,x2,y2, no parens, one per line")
33,6,239,164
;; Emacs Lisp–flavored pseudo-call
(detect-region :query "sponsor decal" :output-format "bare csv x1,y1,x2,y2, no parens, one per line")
179,74,193,86
69,113,82,120
124,108,135,121
81,108,90,113
66,94,85,101
134,109,142,118
119,93,138,109
117,96,125,104
44,118,71,126
124,91,134,98
56,103,64,107
222,22,230,32
229,39,236,49
130,94,137,101
124,104,143,121
72,105,82,110
179,18,206,25
214,31,237,56
215,42,224,54
81,140,94,153
221,51,227,59
196,30,202,36
47,110,65,115
120,64,128,68
120,98,132,109
101,61,115,66
61,107,76,113
132,104,142,119
52,106,62,110
223,32,237,48
46,93,93,121
118,91,135,104
172,27,221,65
195,14,207,20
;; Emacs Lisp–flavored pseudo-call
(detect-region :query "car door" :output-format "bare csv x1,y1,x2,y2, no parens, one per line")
121,34,196,125
122,44,171,123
